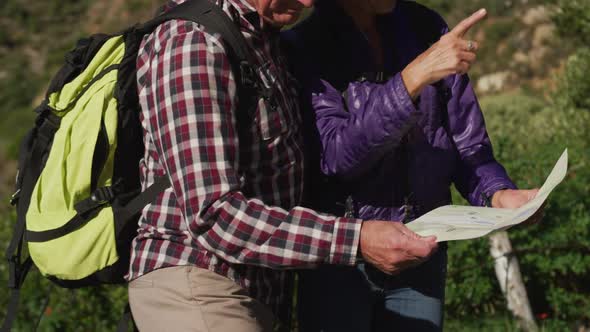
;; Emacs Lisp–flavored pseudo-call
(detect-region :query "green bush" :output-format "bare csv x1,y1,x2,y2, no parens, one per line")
557,48,590,110
445,87,590,326
554,0,590,46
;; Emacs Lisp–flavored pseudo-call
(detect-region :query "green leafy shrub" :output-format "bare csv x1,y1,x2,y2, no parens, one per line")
557,48,590,110
554,0,590,46
445,3,590,326
445,88,590,326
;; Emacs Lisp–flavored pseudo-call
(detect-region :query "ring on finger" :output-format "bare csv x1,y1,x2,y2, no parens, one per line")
467,40,474,52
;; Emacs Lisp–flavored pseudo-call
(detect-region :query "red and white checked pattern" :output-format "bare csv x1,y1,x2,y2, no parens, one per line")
128,0,362,315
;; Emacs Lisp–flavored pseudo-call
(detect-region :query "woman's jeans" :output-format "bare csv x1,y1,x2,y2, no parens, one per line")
297,245,447,332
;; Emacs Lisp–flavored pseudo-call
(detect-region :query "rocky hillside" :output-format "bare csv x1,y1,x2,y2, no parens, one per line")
423,0,570,96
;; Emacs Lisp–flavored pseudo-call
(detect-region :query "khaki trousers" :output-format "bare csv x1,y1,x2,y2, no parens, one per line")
128,266,274,332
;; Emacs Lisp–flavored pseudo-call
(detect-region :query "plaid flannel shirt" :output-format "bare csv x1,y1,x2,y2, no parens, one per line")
127,0,362,318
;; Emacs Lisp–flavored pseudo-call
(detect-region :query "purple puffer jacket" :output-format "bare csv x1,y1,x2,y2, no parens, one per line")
282,0,516,222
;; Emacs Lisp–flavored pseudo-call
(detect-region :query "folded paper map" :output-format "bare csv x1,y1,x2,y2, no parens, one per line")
405,149,568,242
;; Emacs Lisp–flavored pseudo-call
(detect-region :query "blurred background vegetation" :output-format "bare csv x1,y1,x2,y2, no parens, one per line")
0,0,588,331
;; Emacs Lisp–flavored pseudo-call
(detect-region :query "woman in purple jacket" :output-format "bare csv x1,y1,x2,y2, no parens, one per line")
282,0,542,331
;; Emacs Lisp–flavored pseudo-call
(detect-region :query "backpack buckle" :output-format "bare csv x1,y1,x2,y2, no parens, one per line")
9,189,21,206
74,186,117,216
34,100,50,117
239,61,257,88
91,186,115,204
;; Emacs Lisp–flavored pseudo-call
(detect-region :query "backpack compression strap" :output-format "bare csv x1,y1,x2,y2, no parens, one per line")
2,110,60,332
0,257,32,332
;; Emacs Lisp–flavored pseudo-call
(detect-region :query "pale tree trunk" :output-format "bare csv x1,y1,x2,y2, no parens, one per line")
489,231,539,332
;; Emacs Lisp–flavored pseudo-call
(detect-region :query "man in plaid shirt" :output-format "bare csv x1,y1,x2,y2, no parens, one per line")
127,0,438,330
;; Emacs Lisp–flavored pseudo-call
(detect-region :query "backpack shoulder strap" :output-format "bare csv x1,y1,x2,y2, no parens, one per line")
115,1,263,226
140,0,258,87
146,0,250,58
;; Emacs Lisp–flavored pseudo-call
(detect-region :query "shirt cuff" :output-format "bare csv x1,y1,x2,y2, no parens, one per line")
328,217,363,266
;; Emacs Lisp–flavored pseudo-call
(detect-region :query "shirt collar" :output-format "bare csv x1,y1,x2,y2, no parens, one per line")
162,0,279,38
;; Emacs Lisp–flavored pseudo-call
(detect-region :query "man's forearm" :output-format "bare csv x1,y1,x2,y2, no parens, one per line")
194,190,363,268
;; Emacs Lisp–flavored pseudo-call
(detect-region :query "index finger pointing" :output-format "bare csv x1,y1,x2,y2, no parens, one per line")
451,8,487,37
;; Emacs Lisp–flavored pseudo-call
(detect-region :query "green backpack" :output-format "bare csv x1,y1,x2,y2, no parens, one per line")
3,0,262,330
